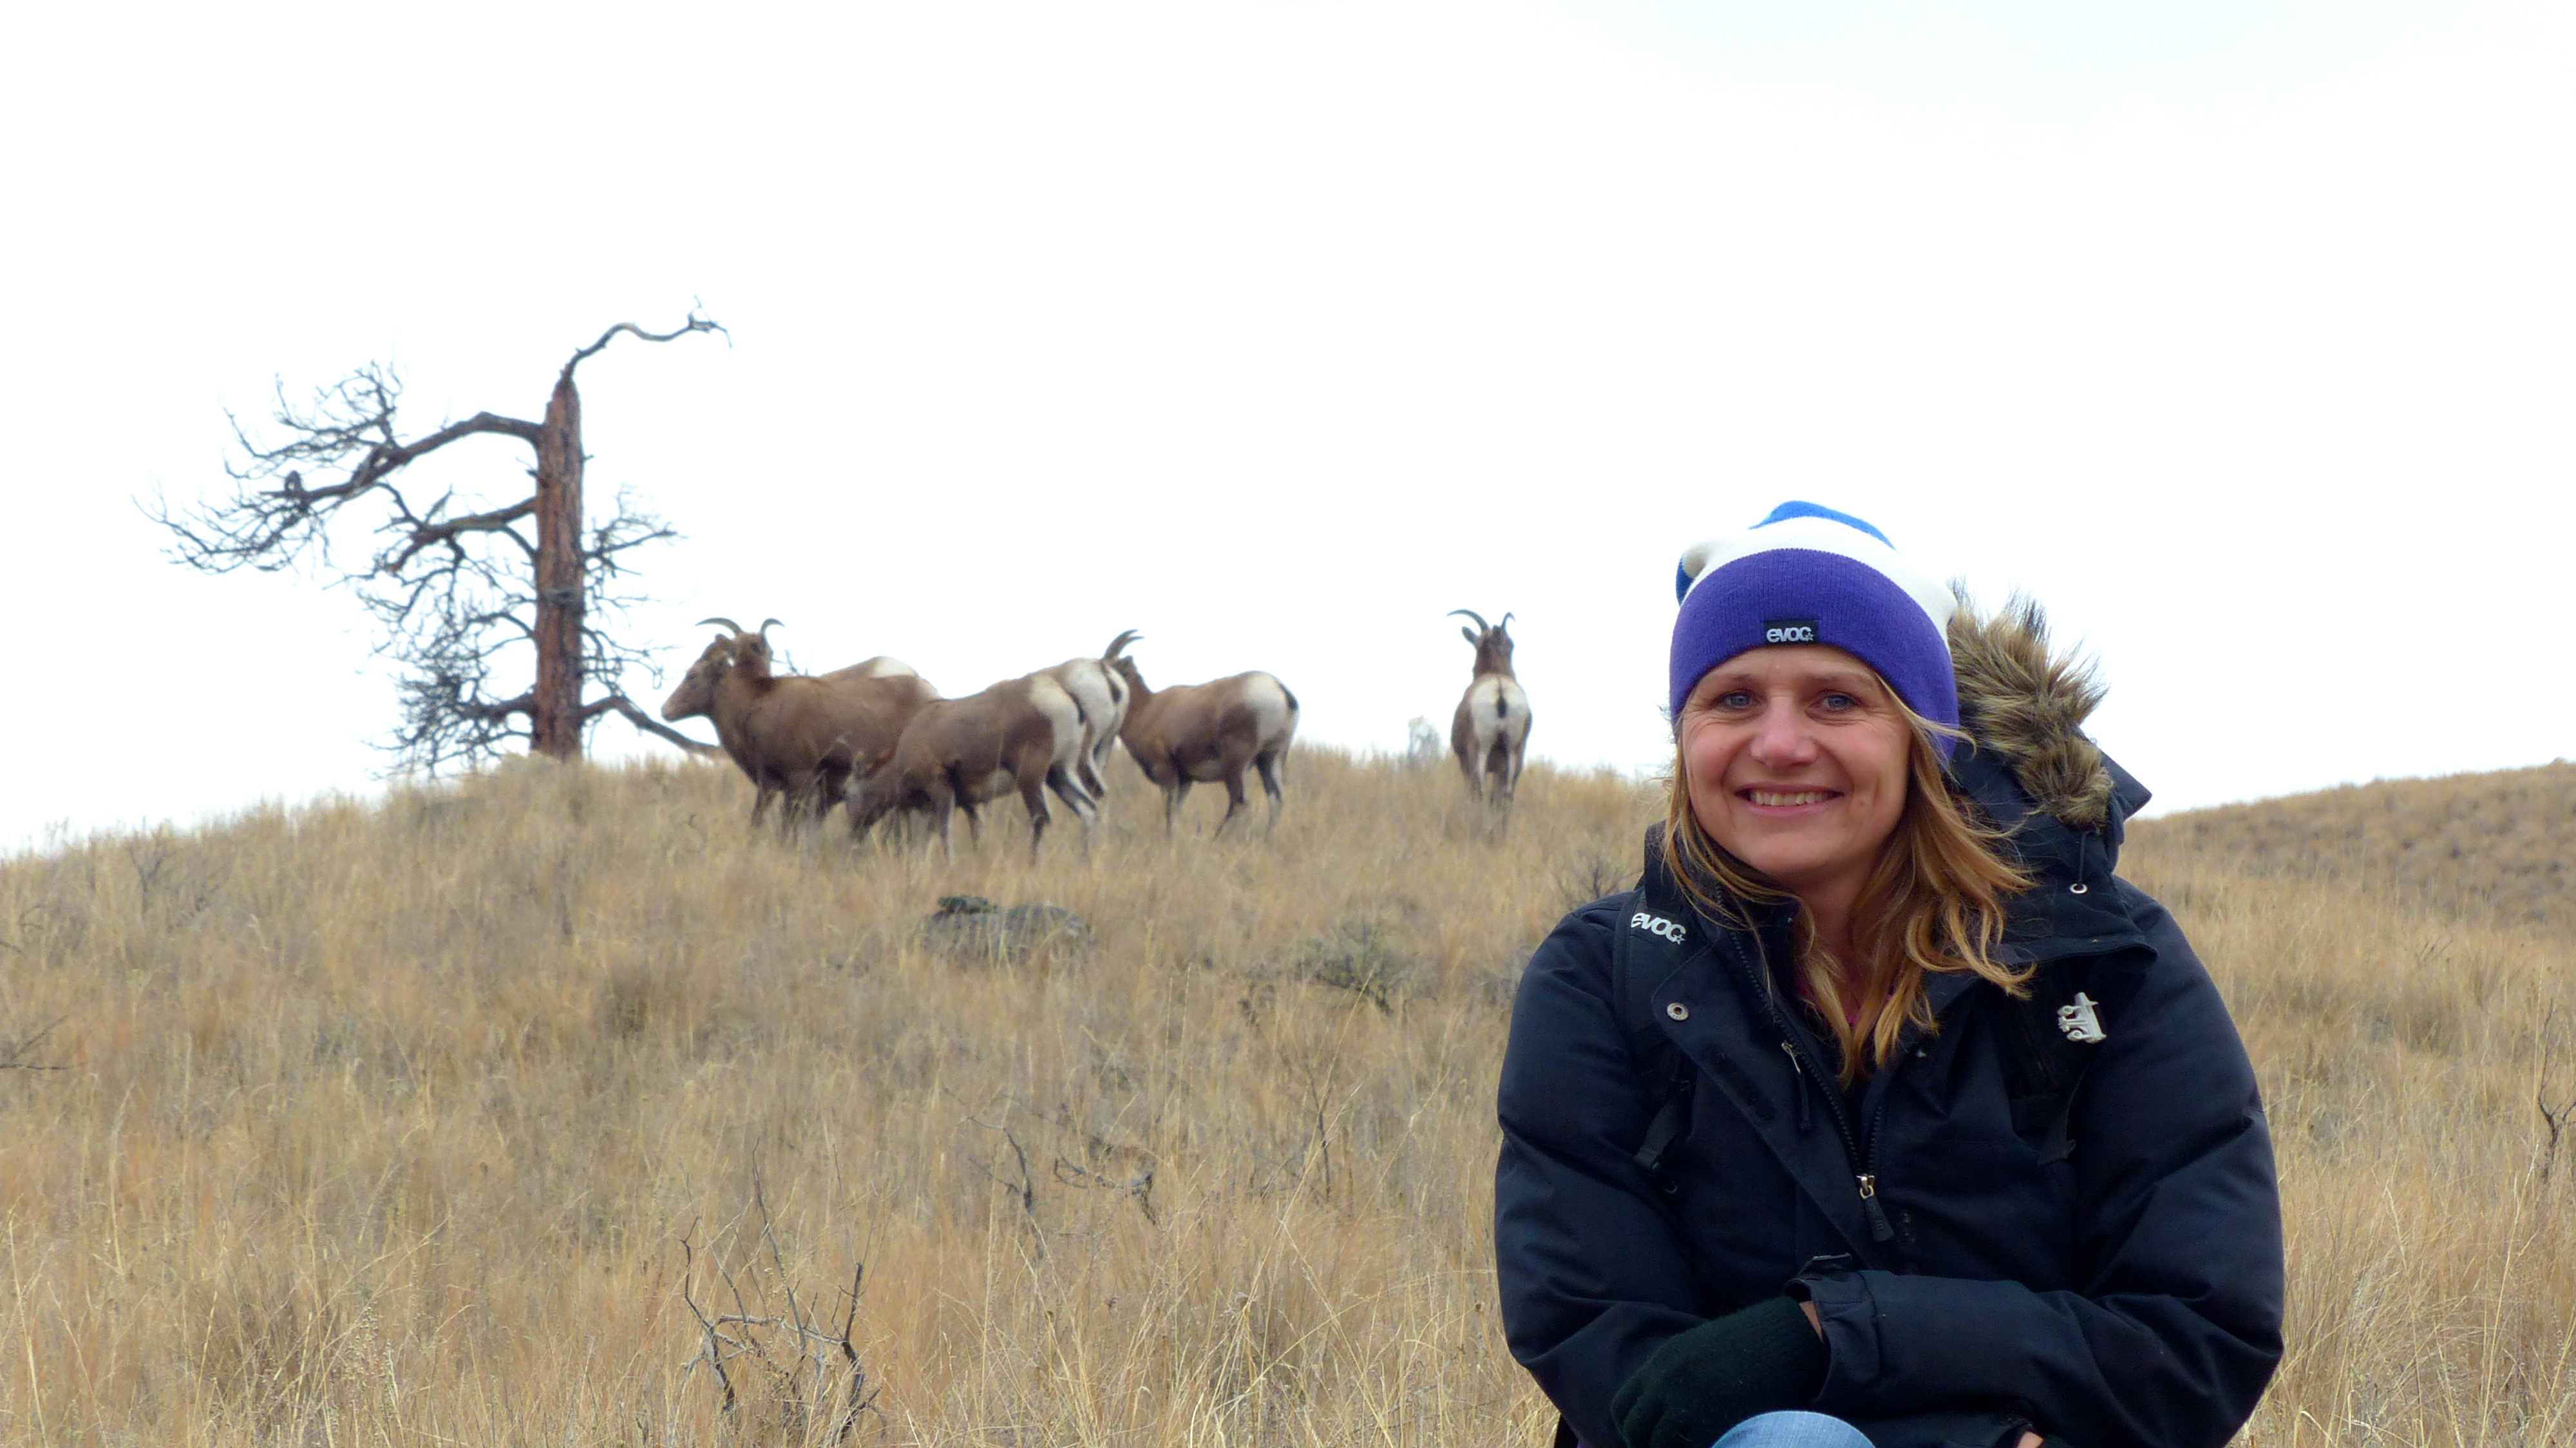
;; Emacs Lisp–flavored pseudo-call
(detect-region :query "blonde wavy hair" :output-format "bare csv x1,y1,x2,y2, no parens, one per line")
1659,685,2034,1084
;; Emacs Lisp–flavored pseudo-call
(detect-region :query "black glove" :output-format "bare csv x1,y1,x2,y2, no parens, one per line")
1609,1296,1828,1448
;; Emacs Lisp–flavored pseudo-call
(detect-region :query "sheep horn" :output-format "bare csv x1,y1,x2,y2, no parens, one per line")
697,616,745,635
1499,612,1515,632
1104,629,1142,661
757,618,782,639
1447,609,1490,633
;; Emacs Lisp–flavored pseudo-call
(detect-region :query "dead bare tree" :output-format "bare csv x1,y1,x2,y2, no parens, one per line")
146,313,728,774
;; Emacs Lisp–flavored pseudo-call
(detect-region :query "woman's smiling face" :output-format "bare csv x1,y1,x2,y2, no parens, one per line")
1678,645,1915,904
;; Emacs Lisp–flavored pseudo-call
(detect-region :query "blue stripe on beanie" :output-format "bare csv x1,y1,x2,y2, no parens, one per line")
1754,499,1893,547
1669,504,1960,754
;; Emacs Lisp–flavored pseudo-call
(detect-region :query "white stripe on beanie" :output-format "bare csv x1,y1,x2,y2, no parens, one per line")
1678,511,1956,637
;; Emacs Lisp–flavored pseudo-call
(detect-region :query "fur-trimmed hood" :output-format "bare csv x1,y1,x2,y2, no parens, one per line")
1947,594,2143,834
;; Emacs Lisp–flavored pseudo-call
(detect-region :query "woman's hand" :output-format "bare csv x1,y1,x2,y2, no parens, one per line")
1611,1299,1830,1448
1804,1302,2044,1448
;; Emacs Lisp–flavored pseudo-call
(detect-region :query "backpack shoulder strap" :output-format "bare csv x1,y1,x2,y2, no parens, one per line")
1615,835,1701,1189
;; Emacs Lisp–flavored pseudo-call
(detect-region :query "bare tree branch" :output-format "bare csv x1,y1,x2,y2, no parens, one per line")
144,314,721,776
386,497,537,574
586,695,721,757
564,309,729,377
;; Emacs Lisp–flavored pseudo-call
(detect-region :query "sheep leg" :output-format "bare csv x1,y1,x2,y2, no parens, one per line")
848,776,889,843
1020,774,1053,863
1256,751,1285,837
928,788,958,862
1045,764,1099,842
786,767,831,832
1211,771,1250,838
1454,740,1484,804
1162,778,1191,837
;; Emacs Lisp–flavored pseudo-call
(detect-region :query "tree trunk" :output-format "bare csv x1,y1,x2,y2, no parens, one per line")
531,368,587,761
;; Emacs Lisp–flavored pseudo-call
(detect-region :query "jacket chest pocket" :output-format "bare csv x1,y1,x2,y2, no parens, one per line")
1881,1119,2083,1285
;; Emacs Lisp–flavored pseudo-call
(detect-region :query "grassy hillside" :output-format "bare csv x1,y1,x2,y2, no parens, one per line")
2132,760,2576,938
0,750,2571,1445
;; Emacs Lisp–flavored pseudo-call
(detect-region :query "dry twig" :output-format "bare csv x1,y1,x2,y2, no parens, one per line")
676,1191,880,1442
0,1016,66,1073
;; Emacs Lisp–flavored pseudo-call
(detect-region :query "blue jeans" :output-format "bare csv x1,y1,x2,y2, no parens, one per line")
1712,1411,1872,1448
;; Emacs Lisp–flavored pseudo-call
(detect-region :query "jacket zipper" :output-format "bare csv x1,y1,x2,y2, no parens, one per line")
1780,1041,1813,1133
1857,1091,1895,1243
1729,932,1897,1243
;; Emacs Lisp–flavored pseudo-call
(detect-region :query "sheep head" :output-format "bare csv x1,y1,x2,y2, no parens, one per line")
661,634,737,721
1450,609,1517,678
1108,653,1148,696
728,618,784,680
695,616,784,681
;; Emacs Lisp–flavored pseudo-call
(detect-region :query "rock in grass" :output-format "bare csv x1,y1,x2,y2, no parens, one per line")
922,895,1091,963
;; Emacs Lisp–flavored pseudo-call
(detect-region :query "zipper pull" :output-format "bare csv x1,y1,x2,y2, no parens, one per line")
1781,1041,1812,1132
1856,1174,1896,1242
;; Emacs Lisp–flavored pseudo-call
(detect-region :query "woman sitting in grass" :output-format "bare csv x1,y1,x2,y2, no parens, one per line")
1494,503,2282,1448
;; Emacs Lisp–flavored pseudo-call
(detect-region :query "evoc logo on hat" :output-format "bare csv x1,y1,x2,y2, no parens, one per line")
1763,618,1819,645
1629,911,1687,944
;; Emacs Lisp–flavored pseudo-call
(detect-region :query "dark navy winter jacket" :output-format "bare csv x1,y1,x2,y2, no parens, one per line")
1494,745,2284,1448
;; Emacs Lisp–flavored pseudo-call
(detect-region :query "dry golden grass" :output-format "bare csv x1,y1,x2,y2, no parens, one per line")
0,749,2570,1445
2134,761,2576,940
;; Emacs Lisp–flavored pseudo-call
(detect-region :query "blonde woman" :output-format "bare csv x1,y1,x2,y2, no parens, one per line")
1494,504,2282,1448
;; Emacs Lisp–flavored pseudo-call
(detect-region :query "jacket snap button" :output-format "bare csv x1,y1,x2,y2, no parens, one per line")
2069,882,2090,895
1665,1002,1690,1022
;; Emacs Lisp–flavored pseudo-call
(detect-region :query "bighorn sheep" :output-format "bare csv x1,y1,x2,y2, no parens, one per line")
1108,648,1300,837
1037,629,1139,799
660,618,938,828
1449,609,1531,810
845,671,1099,861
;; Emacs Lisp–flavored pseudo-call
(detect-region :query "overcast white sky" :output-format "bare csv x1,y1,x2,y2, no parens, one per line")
3,1,2570,852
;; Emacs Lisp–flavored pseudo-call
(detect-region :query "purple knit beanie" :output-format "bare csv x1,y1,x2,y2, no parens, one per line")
1669,501,1960,755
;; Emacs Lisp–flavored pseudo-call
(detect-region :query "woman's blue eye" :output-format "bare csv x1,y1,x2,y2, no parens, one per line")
1716,690,1755,710
1820,692,1858,712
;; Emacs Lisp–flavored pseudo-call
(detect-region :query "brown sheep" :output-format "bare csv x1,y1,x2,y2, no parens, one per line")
845,671,1097,861
659,618,938,828
1448,609,1531,811
1108,652,1299,837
